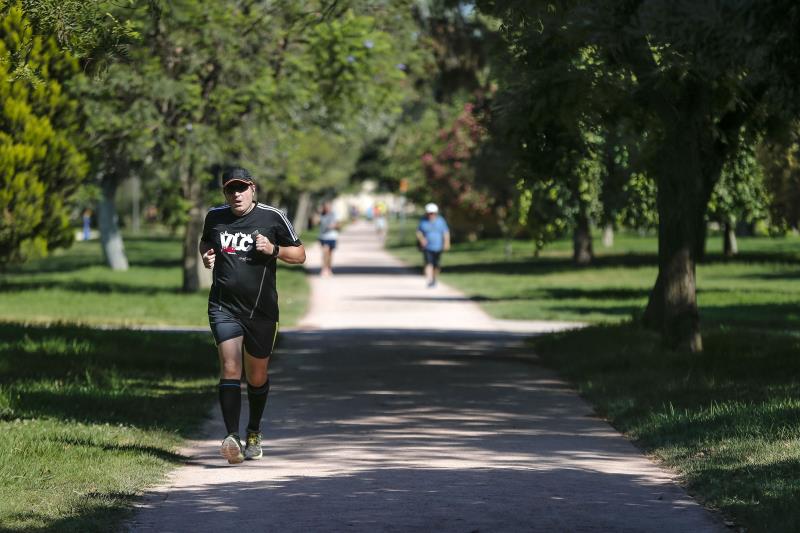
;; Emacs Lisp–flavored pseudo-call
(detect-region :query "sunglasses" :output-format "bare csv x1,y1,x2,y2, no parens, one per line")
224,182,251,195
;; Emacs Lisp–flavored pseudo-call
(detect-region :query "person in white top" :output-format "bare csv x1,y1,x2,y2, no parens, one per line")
318,201,340,277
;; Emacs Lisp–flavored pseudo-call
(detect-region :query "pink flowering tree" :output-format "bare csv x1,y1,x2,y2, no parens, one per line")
420,99,496,239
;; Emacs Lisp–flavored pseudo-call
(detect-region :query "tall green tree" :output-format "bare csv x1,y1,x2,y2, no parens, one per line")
474,13,610,264
759,124,800,233
3,0,136,76
479,0,800,351
0,3,87,265
707,139,770,257
234,3,410,233
598,121,657,245
108,1,411,291
353,0,497,234
8,1,148,270
79,61,158,270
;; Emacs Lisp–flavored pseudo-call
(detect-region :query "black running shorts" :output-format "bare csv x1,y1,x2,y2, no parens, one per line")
208,307,278,359
423,250,442,268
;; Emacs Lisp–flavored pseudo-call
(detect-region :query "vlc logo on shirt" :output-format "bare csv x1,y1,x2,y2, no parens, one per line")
220,231,254,254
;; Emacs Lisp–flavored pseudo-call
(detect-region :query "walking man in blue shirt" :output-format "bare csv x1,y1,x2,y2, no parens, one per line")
416,202,450,288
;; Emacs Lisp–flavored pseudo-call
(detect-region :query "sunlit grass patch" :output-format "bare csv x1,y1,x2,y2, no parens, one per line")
0,234,309,327
0,233,311,530
386,223,800,328
0,323,218,531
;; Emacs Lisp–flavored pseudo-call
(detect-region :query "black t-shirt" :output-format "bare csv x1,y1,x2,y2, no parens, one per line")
201,202,302,321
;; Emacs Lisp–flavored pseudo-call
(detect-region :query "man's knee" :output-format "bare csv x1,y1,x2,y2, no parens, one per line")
219,347,242,378
246,368,268,387
244,353,269,385
247,375,268,388
221,364,241,379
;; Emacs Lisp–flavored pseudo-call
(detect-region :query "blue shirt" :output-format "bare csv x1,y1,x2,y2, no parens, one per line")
417,216,449,252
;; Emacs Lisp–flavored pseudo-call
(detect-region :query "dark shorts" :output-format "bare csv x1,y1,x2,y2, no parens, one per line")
208,307,278,359
319,238,337,250
423,250,442,268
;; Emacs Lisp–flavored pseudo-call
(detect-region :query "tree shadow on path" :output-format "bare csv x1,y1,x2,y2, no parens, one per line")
129,328,725,532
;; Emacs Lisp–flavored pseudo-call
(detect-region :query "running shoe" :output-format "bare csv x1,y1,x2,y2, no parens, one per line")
220,433,244,464
244,431,263,460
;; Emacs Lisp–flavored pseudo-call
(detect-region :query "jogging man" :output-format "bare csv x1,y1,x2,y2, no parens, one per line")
199,167,306,464
416,202,450,288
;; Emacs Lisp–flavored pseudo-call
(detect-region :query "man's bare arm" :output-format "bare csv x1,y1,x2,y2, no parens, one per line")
416,230,427,248
254,234,306,264
279,244,306,265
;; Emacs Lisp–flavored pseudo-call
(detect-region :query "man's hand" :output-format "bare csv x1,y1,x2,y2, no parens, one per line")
419,238,428,248
255,233,275,256
201,248,216,269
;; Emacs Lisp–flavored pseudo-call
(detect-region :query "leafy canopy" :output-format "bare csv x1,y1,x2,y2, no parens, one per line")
0,2,88,264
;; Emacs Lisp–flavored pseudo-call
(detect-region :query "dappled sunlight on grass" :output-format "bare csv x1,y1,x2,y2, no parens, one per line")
0,235,309,327
534,324,800,533
0,323,219,531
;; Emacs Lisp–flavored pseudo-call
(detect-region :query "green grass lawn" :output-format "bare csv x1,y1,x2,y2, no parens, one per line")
533,325,800,533
0,233,310,531
387,221,800,532
0,234,309,327
388,222,799,329
0,324,218,531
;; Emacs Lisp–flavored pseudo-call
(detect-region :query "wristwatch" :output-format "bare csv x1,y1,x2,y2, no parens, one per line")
271,243,280,258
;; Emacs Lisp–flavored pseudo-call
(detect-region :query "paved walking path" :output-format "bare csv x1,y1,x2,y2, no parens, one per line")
128,221,724,532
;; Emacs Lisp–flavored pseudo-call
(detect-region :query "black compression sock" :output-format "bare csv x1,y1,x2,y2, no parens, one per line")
246,379,270,433
218,379,241,436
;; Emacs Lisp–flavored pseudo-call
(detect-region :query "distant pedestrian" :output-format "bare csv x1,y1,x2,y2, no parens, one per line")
199,167,306,464
318,201,339,277
416,202,450,288
82,209,92,241
374,201,387,239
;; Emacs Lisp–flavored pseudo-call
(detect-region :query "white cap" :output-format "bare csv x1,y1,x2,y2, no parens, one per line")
424,202,439,214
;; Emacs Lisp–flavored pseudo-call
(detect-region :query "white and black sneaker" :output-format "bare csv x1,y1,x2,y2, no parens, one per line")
220,433,244,464
244,431,263,460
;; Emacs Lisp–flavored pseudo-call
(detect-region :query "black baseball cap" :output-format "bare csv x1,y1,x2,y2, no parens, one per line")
221,167,254,187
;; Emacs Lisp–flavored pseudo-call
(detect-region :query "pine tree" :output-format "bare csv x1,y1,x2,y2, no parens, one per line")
0,2,87,264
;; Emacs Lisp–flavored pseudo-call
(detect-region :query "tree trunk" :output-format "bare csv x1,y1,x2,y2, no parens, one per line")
602,223,614,248
181,155,210,292
723,221,738,257
643,192,705,352
98,176,129,271
496,205,513,259
642,270,664,329
572,212,593,265
643,100,718,352
292,191,312,236
695,219,708,263
131,174,141,234
182,205,207,292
